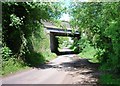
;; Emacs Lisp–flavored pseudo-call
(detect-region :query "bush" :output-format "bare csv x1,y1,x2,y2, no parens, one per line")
100,74,120,85
2,46,12,60
2,57,27,75
25,52,45,66
2,46,28,75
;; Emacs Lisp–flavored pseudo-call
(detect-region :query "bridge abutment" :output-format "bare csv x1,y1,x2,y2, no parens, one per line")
50,33,59,53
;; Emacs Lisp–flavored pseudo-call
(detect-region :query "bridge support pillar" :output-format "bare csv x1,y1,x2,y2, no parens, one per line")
50,33,58,53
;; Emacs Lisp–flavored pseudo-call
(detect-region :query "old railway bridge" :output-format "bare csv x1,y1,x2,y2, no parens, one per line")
43,21,80,55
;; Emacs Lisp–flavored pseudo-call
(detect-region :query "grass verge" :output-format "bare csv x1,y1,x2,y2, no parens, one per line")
2,58,29,76
78,44,99,63
2,52,57,76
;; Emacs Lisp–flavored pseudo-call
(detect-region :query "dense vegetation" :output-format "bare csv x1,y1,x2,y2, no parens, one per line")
57,36,72,49
2,1,120,85
69,2,120,85
2,2,63,75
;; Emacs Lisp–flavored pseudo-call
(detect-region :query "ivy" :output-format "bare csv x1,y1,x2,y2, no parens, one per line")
2,2,64,66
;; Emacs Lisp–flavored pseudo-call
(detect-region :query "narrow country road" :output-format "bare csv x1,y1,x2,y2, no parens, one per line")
2,50,100,85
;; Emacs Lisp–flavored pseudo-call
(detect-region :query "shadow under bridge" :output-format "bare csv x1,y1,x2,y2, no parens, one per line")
46,27,80,55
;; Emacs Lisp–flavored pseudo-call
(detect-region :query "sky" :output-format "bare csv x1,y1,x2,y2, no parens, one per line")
59,0,70,21
60,13,70,21
59,0,88,22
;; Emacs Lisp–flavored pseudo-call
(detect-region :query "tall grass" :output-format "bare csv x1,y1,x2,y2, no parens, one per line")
78,43,99,63
2,57,28,76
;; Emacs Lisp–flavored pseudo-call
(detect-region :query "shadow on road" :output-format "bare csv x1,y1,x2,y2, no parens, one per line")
37,58,101,85
56,51,79,55
39,58,99,70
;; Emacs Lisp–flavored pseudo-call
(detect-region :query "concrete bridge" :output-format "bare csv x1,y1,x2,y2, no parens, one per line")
43,21,80,54
45,27,80,54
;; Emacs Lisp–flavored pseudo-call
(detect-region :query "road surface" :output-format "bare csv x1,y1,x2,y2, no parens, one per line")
2,52,100,85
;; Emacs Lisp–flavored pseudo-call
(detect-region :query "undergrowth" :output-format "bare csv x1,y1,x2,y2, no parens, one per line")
78,44,99,63
2,58,28,76
100,73,120,85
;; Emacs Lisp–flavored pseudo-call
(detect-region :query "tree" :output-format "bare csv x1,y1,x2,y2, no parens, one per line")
2,2,64,65
69,2,120,73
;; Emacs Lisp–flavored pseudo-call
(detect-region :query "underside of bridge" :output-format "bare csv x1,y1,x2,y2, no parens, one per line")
47,27,80,55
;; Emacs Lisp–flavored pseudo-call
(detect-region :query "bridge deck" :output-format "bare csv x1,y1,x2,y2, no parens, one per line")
46,27,80,37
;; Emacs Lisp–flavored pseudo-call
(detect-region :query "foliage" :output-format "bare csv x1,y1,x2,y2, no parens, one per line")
2,57,28,75
57,36,72,49
2,2,63,75
42,52,57,61
25,52,45,66
2,46,28,75
69,2,120,84
69,37,82,53
78,43,98,62
2,46,12,60
100,74,120,85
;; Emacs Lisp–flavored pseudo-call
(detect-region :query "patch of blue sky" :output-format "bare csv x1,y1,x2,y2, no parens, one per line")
59,0,70,21
59,0,88,21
